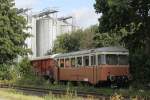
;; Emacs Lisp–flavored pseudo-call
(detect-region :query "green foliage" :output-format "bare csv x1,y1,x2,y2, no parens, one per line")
0,64,12,80
80,25,98,49
0,0,30,64
15,58,50,87
16,75,50,88
130,53,150,86
0,58,33,82
52,30,81,53
94,32,121,47
18,57,33,76
94,0,150,53
52,25,98,54
94,0,150,85
0,64,18,81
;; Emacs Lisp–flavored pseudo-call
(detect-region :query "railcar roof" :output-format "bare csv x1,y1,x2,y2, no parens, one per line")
53,47,128,58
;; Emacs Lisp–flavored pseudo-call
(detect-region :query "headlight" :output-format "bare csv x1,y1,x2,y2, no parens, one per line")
110,76,115,82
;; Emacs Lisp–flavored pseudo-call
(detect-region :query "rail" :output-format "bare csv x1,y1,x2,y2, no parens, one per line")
0,83,110,99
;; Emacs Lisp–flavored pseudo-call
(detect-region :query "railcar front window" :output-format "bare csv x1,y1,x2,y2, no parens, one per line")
83,56,89,66
106,54,118,65
77,57,82,67
118,55,129,65
91,55,96,66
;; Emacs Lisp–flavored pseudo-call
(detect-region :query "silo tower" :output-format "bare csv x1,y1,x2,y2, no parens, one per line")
33,9,58,57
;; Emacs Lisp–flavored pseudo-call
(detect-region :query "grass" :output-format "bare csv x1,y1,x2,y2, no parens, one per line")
0,89,43,100
0,88,150,100
1,80,150,97
0,89,89,100
0,80,114,95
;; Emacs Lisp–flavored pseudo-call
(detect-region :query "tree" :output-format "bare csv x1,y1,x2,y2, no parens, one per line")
94,0,150,85
51,25,98,54
80,25,98,49
0,0,30,64
18,57,33,76
94,0,150,53
52,30,82,53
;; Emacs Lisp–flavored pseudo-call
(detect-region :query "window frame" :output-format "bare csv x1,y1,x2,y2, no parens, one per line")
97,54,106,65
71,57,76,67
65,58,70,67
90,54,96,66
76,56,83,67
118,54,129,65
60,58,65,68
105,54,118,65
56,59,60,67
83,55,90,67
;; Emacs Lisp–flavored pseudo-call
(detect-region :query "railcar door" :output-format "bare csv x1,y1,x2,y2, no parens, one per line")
91,54,98,84
93,54,105,85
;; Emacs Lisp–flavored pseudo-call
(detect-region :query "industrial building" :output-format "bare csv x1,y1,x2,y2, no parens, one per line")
19,8,76,57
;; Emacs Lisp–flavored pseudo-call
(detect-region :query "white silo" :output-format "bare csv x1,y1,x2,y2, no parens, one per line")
36,17,57,57
57,16,74,35
30,17,37,57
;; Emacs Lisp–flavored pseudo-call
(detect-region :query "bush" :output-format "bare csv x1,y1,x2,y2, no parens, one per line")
18,57,33,77
0,57,50,87
0,64,18,81
130,52,150,88
15,57,50,87
15,74,50,88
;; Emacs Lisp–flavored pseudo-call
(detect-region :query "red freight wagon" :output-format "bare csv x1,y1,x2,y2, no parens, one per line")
31,56,56,80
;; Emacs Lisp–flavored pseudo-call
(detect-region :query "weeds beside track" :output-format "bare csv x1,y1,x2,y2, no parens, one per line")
0,83,110,100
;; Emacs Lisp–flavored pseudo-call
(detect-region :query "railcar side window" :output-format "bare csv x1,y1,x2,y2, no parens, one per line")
98,54,105,65
106,54,118,65
57,59,60,67
71,58,75,67
118,55,129,65
60,59,64,67
98,55,102,65
83,56,89,66
77,57,82,67
65,58,70,67
91,55,96,66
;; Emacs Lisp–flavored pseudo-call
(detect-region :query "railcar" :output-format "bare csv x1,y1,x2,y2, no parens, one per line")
31,47,130,86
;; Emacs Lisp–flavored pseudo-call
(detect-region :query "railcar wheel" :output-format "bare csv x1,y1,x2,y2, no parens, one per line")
49,78,55,84
43,75,49,80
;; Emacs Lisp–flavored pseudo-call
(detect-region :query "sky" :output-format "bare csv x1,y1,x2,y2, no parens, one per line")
15,0,100,28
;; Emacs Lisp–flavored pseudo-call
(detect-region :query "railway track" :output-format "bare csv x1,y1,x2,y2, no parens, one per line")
0,84,110,100
1,84,149,100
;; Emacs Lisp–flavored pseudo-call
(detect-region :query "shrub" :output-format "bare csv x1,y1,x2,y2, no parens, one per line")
0,64,18,81
15,57,50,87
130,52,150,88
18,57,33,77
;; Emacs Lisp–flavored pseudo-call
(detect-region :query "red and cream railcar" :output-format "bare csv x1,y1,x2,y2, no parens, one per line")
31,47,130,85
53,47,130,85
